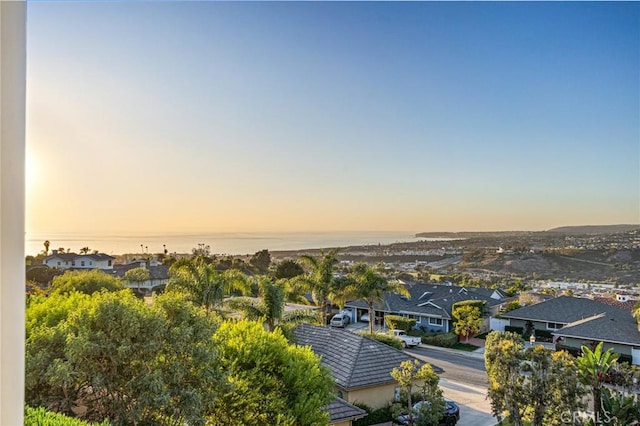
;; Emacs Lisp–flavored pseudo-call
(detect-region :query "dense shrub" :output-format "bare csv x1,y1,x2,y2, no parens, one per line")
352,403,393,426
358,332,404,350
25,406,110,426
452,300,486,314
534,329,553,341
504,325,524,335
421,332,458,348
384,314,416,331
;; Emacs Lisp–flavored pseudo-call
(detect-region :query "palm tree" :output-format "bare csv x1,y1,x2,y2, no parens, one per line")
168,257,251,313
226,276,319,331
43,240,50,256
577,341,619,423
297,249,341,326
79,246,90,255
344,263,410,334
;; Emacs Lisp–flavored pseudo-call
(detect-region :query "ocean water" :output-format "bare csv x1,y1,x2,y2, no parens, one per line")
26,231,432,256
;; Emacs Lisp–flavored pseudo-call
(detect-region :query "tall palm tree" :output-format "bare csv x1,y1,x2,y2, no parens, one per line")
297,249,341,326
168,257,250,313
344,263,410,333
226,276,320,331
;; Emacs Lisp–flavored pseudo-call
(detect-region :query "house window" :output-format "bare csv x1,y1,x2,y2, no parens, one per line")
405,314,419,322
108,260,112,266
90,261,93,266
394,387,401,402
547,322,564,330
81,261,85,267
72,261,75,266
57,261,61,266
428,317,443,326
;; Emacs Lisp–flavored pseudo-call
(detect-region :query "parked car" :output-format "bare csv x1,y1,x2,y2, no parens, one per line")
391,329,421,348
360,313,369,322
396,398,460,426
330,312,351,327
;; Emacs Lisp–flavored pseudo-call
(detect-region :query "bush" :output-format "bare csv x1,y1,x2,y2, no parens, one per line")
25,406,110,426
384,314,416,331
358,332,404,350
534,329,553,341
421,332,458,348
505,326,524,335
352,403,393,426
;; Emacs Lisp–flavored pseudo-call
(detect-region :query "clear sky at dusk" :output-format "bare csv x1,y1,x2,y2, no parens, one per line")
26,1,639,237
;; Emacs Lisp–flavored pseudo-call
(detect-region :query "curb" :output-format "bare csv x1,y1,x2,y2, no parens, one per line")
416,343,486,360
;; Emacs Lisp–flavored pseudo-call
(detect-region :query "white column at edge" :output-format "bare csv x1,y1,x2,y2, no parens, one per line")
1,1,27,424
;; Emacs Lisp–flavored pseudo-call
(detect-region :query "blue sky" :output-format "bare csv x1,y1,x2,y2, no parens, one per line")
26,1,639,235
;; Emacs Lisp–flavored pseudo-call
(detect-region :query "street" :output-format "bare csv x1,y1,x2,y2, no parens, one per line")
405,346,496,426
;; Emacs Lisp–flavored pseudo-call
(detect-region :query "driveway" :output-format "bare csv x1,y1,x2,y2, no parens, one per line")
439,378,496,426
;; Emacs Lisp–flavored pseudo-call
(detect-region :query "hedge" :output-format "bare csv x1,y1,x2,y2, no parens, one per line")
25,406,110,426
352,403,393,426
421,332,458,348
384,314,416,331
534,329,553,341
504,325,524,335
358,332,404,350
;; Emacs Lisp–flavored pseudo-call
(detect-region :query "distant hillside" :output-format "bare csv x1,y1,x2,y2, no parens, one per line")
545,224,640,235
416,224,639,239
415,231,531,239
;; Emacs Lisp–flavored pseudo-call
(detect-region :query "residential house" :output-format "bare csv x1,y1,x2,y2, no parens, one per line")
344,281,507,334
292,323,420,410
326,398,367,426
43,251,115,270
500,296,640,365
109,259,169,293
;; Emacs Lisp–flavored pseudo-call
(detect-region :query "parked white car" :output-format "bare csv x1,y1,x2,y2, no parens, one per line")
330,312,351,327
391,329,421,348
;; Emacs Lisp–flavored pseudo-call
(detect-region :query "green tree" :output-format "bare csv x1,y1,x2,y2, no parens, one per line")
633,301,640,331
168,257,250,313
502,300,523,313
25,290,225,425
249,249,271,274
79,247,91,255
51,269,123,295
485,331,527,426
577,341,619,424
273,259,305,279
344,263,410,333
452,305,482,342
123,267,150,293
226,276,320,331
297,249,341,325
485,331,585,426
390,359,444,426
211,320,334,425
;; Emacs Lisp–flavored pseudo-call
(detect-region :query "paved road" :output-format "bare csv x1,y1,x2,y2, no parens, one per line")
405,346,487,388
405,346,496,426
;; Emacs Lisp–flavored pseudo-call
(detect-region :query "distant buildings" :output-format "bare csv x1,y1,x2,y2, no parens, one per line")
43,250,114,270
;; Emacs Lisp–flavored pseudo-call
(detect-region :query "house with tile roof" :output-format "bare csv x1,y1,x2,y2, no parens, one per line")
43,251,115,270
326,398,367,426
500,296,640,365
108,259,169,293
344,281,507,334
292,323,421,411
